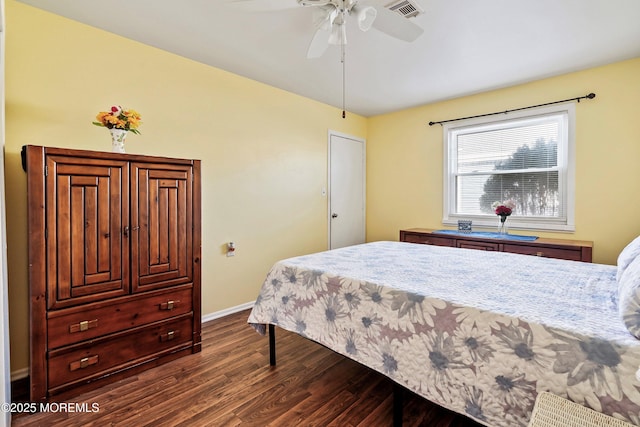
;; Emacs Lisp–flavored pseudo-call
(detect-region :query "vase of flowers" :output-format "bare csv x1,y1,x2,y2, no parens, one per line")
93,105,142,153
492,200,516,234
108,128,128,153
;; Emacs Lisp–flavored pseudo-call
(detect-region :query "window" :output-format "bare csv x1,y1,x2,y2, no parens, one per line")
443,103,575,231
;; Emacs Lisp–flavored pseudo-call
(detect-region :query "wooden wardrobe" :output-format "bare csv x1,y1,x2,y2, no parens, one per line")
24,145,202,401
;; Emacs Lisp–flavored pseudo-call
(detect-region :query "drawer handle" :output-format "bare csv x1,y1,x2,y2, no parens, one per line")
160,330,180,342
69,355,99,371
536,251,544,257
69,319,98,333
160,300,180,310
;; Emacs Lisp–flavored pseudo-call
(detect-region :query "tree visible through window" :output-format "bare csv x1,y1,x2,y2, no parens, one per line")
444,104,575,231
478,139,559,216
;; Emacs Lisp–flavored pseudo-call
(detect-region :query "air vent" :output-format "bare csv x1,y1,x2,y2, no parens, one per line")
385,0,424,18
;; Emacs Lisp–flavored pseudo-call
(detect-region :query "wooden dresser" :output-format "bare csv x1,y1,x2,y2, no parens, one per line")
25,145,202,401
400,228,593,262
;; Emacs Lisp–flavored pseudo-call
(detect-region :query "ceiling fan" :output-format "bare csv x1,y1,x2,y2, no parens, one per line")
232,0,424,118
233,0,424,58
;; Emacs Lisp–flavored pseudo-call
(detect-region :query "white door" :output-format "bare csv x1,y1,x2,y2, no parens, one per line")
329,132,365,249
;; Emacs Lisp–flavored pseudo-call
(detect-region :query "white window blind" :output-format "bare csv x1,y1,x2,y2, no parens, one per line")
443,103,575,231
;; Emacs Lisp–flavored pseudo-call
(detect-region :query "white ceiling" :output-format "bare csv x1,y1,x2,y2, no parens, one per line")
16,0,640,117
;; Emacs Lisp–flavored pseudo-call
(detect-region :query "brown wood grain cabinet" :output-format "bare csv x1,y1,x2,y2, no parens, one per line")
25,145,202,401
400,228,593,262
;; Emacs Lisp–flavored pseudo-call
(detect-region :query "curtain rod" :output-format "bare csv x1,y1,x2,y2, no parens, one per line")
428,92,596,126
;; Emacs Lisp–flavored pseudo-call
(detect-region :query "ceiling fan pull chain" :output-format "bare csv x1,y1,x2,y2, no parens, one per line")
342,42,346,119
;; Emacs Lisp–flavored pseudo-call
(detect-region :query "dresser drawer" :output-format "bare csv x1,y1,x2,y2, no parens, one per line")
457,241,499,251
47,315,193,390
502,244,583,261
48,286,193,349
401,232,455,247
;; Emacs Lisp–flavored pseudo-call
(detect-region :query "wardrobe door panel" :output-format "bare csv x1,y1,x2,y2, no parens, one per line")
131,163,193,292
46,156,130,309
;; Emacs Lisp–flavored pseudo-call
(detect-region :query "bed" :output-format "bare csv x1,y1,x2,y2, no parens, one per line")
247,240,640,426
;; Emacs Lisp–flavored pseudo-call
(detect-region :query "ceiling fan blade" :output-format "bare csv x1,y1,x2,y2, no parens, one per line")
298,0,333,6
307,25,332,58
307,6,336,58
229,0,297,12
371,5,423,42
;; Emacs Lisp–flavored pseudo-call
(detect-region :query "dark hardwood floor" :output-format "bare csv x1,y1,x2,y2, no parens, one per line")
12,309,481,426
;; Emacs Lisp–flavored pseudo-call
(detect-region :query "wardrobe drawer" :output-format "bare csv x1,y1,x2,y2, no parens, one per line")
48,315,193,390
48,286,193,349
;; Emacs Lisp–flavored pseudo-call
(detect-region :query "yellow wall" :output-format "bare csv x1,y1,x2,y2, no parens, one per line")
367,57,640,265
4,1,366,373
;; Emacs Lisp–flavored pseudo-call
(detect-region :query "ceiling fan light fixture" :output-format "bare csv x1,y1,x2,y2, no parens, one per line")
356,6,377,31
328,22,346,45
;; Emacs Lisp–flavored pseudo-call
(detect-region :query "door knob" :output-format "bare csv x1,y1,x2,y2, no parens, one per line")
331,213,338,218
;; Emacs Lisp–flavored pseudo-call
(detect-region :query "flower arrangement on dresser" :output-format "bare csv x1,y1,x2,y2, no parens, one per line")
92,105,142,153
492,199,516,234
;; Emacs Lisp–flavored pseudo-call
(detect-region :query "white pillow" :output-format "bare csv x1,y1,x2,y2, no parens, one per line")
617,235,640,282
619,254,640,339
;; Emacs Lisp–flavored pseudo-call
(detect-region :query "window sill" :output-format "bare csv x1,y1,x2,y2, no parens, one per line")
442,217,575,233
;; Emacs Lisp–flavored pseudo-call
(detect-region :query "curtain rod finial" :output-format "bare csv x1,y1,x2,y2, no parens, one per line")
586,93,596,99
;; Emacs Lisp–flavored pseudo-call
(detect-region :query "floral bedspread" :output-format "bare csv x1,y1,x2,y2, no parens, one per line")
247,241,640,426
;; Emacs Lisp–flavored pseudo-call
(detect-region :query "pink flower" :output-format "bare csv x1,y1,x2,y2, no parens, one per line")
495,205,512,216
492,200,515,217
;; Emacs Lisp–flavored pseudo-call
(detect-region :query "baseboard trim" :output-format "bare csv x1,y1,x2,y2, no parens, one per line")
201,301,255,324
11,367,28,381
